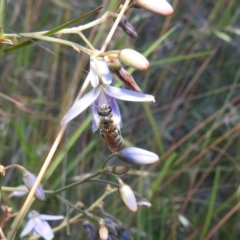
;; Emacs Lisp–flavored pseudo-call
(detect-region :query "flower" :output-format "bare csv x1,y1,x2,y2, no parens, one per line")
61,57,155,126
20,210,64,240
22,171,45,201
117,147,159,165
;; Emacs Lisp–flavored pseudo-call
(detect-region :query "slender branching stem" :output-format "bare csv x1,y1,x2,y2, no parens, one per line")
100,0,130,52
101,153,118,169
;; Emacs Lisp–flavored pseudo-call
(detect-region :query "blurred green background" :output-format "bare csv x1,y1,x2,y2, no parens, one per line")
1,0,240,239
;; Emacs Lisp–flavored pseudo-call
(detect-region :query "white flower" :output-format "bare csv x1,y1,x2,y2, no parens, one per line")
20,210,64,240
61,57,155,126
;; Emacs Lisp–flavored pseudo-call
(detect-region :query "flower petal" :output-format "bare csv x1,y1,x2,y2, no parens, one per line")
34,218,54,240
20,219,35,238
61,87,100,125
40,214,64,221
95,58,112,85
90,57,112,87
89,57,99,88
104,85,155,102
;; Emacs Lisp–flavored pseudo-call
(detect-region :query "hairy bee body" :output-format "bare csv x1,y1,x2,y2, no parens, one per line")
97,104,124,153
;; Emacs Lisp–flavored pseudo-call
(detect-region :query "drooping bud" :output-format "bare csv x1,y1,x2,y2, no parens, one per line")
83,221,97,240
119,228,133,240
12,185,29,197
117,147,159,165
118,15,138,39
22,171,45,201
118,49,149,71
119,180,137,212
104,217,118,237
114,67,142,92
135,0,174,16
99,225,108,240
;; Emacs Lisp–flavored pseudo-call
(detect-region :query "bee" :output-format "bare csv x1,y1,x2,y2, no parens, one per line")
97,104,124,153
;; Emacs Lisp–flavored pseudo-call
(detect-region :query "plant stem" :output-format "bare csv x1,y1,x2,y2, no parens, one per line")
0,0,6,38
100,0,130,52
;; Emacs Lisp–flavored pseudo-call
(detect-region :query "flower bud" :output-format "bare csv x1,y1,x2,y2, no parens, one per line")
118,15,138,39
119,228,133,240
119,49,149,71
104,217,118,237
0,165,5,176
99,225,108,240
105,55,122,72
117,147,159,165
114,67,142,92
12,185,29,197
119,181,137,212
83,221,96,240
105,165,130,175
22,171,45,201
135,0,174,16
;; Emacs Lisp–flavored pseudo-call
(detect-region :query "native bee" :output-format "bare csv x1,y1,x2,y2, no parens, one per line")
97,104,124,153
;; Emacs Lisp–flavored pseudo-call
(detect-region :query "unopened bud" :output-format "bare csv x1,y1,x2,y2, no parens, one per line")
83,221,96,240
135,0,174,16
99,225,108,240
0,165,5,176
119,181,137,212
118,15,138,39
117,147,159,165
119,228,133,240
115,67,142,92
119,49,149,71
22,171,45,201
105,55,122,72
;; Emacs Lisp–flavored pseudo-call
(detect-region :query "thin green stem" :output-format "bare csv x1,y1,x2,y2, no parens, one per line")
0,0,6,37
52,170,102,195
56,195,104,223
101,153,118,169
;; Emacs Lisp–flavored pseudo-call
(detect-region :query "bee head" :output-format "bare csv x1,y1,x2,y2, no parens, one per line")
97,104,112,116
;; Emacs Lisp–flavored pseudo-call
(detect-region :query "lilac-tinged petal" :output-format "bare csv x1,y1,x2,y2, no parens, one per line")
61,87,101,125
95,58,112,85
110,97,122,128
34,218,54,240
90,57,112,87
40,214,64,221
20,219,35,238
89,57,99,88
104,85,155,102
